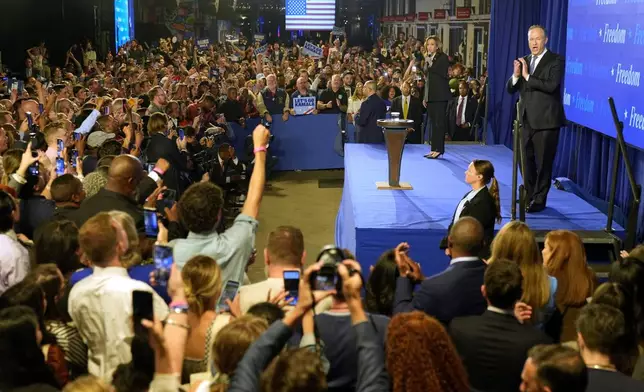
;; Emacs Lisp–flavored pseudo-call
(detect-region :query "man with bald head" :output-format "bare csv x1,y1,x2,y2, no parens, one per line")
287,76,317,116
393,216,488,324
317,74,348,115
355,80,387,143
71,154,148,231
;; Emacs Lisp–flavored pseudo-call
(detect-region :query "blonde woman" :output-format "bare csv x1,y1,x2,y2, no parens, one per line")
181,255,231,384
347,82,365,124
488,221,557,328
192,315,268,392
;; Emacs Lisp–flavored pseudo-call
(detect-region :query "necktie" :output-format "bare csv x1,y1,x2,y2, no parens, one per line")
529,55,537,75
456,97,464,126
403,97,409,119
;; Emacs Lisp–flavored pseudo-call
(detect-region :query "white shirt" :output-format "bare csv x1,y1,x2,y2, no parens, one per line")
512,48,548,85
0,232,30,295
449,256,480,266
68,266,169,382
453,186,486,222
456,95,468,125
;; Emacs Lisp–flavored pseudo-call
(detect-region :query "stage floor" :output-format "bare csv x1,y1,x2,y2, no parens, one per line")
335,144,624,276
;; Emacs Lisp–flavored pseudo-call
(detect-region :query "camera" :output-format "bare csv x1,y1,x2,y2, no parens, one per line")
309,245,357,295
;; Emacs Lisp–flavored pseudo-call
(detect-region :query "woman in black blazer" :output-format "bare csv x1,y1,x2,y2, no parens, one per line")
423,36,452,159
145,112,191,195
440,160,501,257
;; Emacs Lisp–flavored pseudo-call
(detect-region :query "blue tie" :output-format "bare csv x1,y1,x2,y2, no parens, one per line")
529,55,537,75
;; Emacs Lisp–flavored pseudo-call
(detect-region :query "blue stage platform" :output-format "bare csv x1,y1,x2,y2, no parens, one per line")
229,114,344,171
335,144,624,277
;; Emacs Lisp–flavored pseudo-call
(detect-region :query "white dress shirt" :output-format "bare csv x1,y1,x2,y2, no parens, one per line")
68,266,169,382
456,95,468,125
453,186,486,222
512,48,548,85
0,232,30,295
449,256,480,266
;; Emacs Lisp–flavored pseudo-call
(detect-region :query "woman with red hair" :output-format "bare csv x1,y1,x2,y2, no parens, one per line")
386,311,469,392
542,229,597,342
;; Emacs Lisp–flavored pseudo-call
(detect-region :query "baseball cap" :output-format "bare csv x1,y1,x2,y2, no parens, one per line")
87,131,116,148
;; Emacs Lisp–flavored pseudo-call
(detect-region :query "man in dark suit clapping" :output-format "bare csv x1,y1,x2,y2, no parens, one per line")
507,25,565,213
355,81,387,144
449,259,551,392
448,81,479,141
390,81,424,144
393,216,487,325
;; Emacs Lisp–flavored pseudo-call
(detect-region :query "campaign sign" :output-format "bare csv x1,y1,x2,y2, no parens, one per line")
196,38,210,50
254,44,268,56
293,96,316,115
254,33,266,42
332,26,346,36
302,41,323,58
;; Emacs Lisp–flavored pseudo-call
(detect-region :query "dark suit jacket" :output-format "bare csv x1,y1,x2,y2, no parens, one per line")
506,50,565,130
449,310,552,392
355,94,387,144
393,259,487,325
447,95,479,140
146,133,189,194
391,95,424,143
440,187,497,253
423,52,452,103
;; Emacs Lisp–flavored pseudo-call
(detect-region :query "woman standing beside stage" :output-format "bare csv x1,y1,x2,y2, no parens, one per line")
440,160,501,257
423,36,452,159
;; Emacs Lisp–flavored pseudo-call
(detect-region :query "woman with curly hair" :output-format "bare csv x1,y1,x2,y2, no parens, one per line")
386,311,469,392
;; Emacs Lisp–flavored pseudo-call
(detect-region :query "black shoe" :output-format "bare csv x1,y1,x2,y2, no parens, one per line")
526,201,546,213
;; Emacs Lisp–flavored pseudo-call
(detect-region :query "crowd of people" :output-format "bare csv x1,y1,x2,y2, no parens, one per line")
0,31,640,392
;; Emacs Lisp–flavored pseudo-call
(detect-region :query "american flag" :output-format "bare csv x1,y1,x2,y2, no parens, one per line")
285,0,336,31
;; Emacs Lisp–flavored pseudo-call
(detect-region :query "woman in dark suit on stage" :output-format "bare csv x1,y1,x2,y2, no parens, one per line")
423,36,452,159
440,160,501,257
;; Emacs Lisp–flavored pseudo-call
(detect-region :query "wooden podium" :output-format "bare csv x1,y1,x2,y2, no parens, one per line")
376,118,414,190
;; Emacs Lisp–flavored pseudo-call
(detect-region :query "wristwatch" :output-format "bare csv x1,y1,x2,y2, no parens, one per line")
169,304,189,314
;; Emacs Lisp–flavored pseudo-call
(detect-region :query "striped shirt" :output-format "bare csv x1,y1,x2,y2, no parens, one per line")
47,320,88,373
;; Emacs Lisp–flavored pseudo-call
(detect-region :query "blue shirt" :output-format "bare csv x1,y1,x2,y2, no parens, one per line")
454,186,486,221
169,214,258,285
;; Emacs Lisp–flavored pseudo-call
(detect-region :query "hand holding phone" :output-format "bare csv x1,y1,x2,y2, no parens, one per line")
153,245,173,286
132,290,154,337
217,280,240,312
283,270,300,305
144,209,159,238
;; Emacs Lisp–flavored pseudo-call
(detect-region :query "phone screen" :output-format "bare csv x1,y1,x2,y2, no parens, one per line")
153,245,173,285
217,280,240,312
55,157,65,176
283,270,300,305
56,139,64,153
132,290,153,337
178,128,185,140
28,163,39,177
70,149,79,167
144,209,159,238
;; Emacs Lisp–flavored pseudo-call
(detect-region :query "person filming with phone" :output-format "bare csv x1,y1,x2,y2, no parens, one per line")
68,212,168,382
146,112,192,196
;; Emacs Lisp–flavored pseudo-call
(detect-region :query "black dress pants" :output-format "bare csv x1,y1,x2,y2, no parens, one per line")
521,116,560,205
427,101,448,153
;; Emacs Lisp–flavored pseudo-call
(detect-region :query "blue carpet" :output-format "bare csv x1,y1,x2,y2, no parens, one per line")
335,143,624,276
